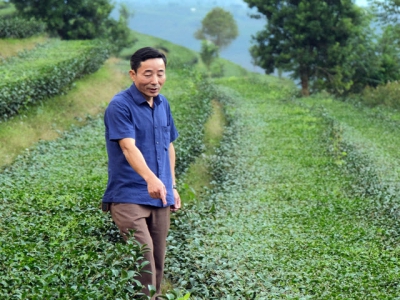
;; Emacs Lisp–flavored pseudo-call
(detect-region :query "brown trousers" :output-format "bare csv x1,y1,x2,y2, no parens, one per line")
110,203,170,297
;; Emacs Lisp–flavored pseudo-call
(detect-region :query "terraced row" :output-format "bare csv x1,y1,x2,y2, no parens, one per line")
166,76,400,299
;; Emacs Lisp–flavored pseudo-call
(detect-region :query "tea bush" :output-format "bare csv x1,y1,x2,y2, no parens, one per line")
0,39,109,120
0,17,46,38
168,70,213,175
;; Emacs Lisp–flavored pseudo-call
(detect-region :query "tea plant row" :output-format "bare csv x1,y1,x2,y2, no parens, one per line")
165,76,400,298
0,39,109,120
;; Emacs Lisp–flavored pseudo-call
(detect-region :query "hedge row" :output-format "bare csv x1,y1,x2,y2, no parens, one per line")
0,39,110,120
0,17,46,38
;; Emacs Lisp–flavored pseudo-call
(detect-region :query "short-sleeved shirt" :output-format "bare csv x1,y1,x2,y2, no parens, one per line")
102,83,179,207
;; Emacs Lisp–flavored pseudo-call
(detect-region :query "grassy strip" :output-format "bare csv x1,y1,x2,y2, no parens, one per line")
166,75,400,298
0,35,47,60
0,2,15,18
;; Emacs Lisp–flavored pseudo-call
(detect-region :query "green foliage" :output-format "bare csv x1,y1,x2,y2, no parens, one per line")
0,119,148,299
0,0,16,17
3,28,400,298
194,7,238,50
0,65,210,298
362,80,400,108
164,69,213,176
9,0,133,46
10,0,110,39
0,39,110,120
199,40,219,73
104,4,136,55
300,92,400,236
244,0,365,96
375,25,400,83
0,17,46,38
165,75,400,298
352,1,400,96
350,24,400,93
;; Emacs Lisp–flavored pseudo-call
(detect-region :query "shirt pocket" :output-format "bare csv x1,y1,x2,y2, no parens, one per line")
162,125,171,150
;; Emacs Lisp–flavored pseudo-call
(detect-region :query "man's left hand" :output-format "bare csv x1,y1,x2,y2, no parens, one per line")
170,189,181,212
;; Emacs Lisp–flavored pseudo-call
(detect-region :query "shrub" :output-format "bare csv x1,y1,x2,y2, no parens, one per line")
0,17,46,38
362,81,400,108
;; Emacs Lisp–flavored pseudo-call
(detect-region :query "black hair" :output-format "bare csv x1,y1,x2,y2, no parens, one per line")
130,47,167,72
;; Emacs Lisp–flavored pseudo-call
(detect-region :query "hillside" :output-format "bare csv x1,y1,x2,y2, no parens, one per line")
113,0,266,73
1,30,400,299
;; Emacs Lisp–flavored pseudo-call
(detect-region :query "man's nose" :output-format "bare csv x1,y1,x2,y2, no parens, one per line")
150,74,158,84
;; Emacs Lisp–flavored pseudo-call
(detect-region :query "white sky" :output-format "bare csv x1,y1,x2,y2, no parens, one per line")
355,0,369,6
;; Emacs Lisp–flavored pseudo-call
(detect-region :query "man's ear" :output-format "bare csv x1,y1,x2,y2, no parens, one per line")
129,69,136,81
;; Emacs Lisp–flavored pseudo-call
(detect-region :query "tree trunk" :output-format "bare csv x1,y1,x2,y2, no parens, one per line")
300,72,310,96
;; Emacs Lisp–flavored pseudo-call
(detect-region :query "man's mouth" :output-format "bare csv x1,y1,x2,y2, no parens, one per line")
148,86,159,93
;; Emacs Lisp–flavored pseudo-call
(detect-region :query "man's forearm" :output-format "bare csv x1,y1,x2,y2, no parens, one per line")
119,138,157,182
169,143,176,185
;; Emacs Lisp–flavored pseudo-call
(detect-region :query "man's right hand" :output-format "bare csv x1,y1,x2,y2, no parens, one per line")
119,138,167,206
146,176,167,206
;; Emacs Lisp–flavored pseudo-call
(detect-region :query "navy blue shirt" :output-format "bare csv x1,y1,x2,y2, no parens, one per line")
102,83,179,207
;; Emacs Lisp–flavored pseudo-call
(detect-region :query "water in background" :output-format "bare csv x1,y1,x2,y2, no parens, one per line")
113,0,266,73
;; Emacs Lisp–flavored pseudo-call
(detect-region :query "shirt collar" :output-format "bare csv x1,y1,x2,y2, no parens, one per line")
128,83,163,106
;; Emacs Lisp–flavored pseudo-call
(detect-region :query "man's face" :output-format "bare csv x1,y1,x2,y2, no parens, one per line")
129,58,166,102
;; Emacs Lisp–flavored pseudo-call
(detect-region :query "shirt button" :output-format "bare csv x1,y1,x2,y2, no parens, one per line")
156,141,159,144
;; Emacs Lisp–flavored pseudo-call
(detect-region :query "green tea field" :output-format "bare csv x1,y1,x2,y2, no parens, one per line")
1,31,399,299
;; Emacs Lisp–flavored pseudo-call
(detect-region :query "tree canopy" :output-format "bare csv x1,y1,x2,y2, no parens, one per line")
11,0,112,39
194,7,238,50
244,0,365,96
10,0,134,53
200,39,219,73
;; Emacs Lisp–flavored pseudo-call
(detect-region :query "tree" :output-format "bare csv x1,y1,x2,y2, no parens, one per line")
194,7,238,50
200,40,219,73
105,4,136,55
10,0,128,41
244,0,365,96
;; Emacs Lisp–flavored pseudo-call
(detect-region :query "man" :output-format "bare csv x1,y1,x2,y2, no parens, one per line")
102,47,181,298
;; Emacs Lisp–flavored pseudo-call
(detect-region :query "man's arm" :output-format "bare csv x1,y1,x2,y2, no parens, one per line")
169,142,181,212
119,138,167,206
